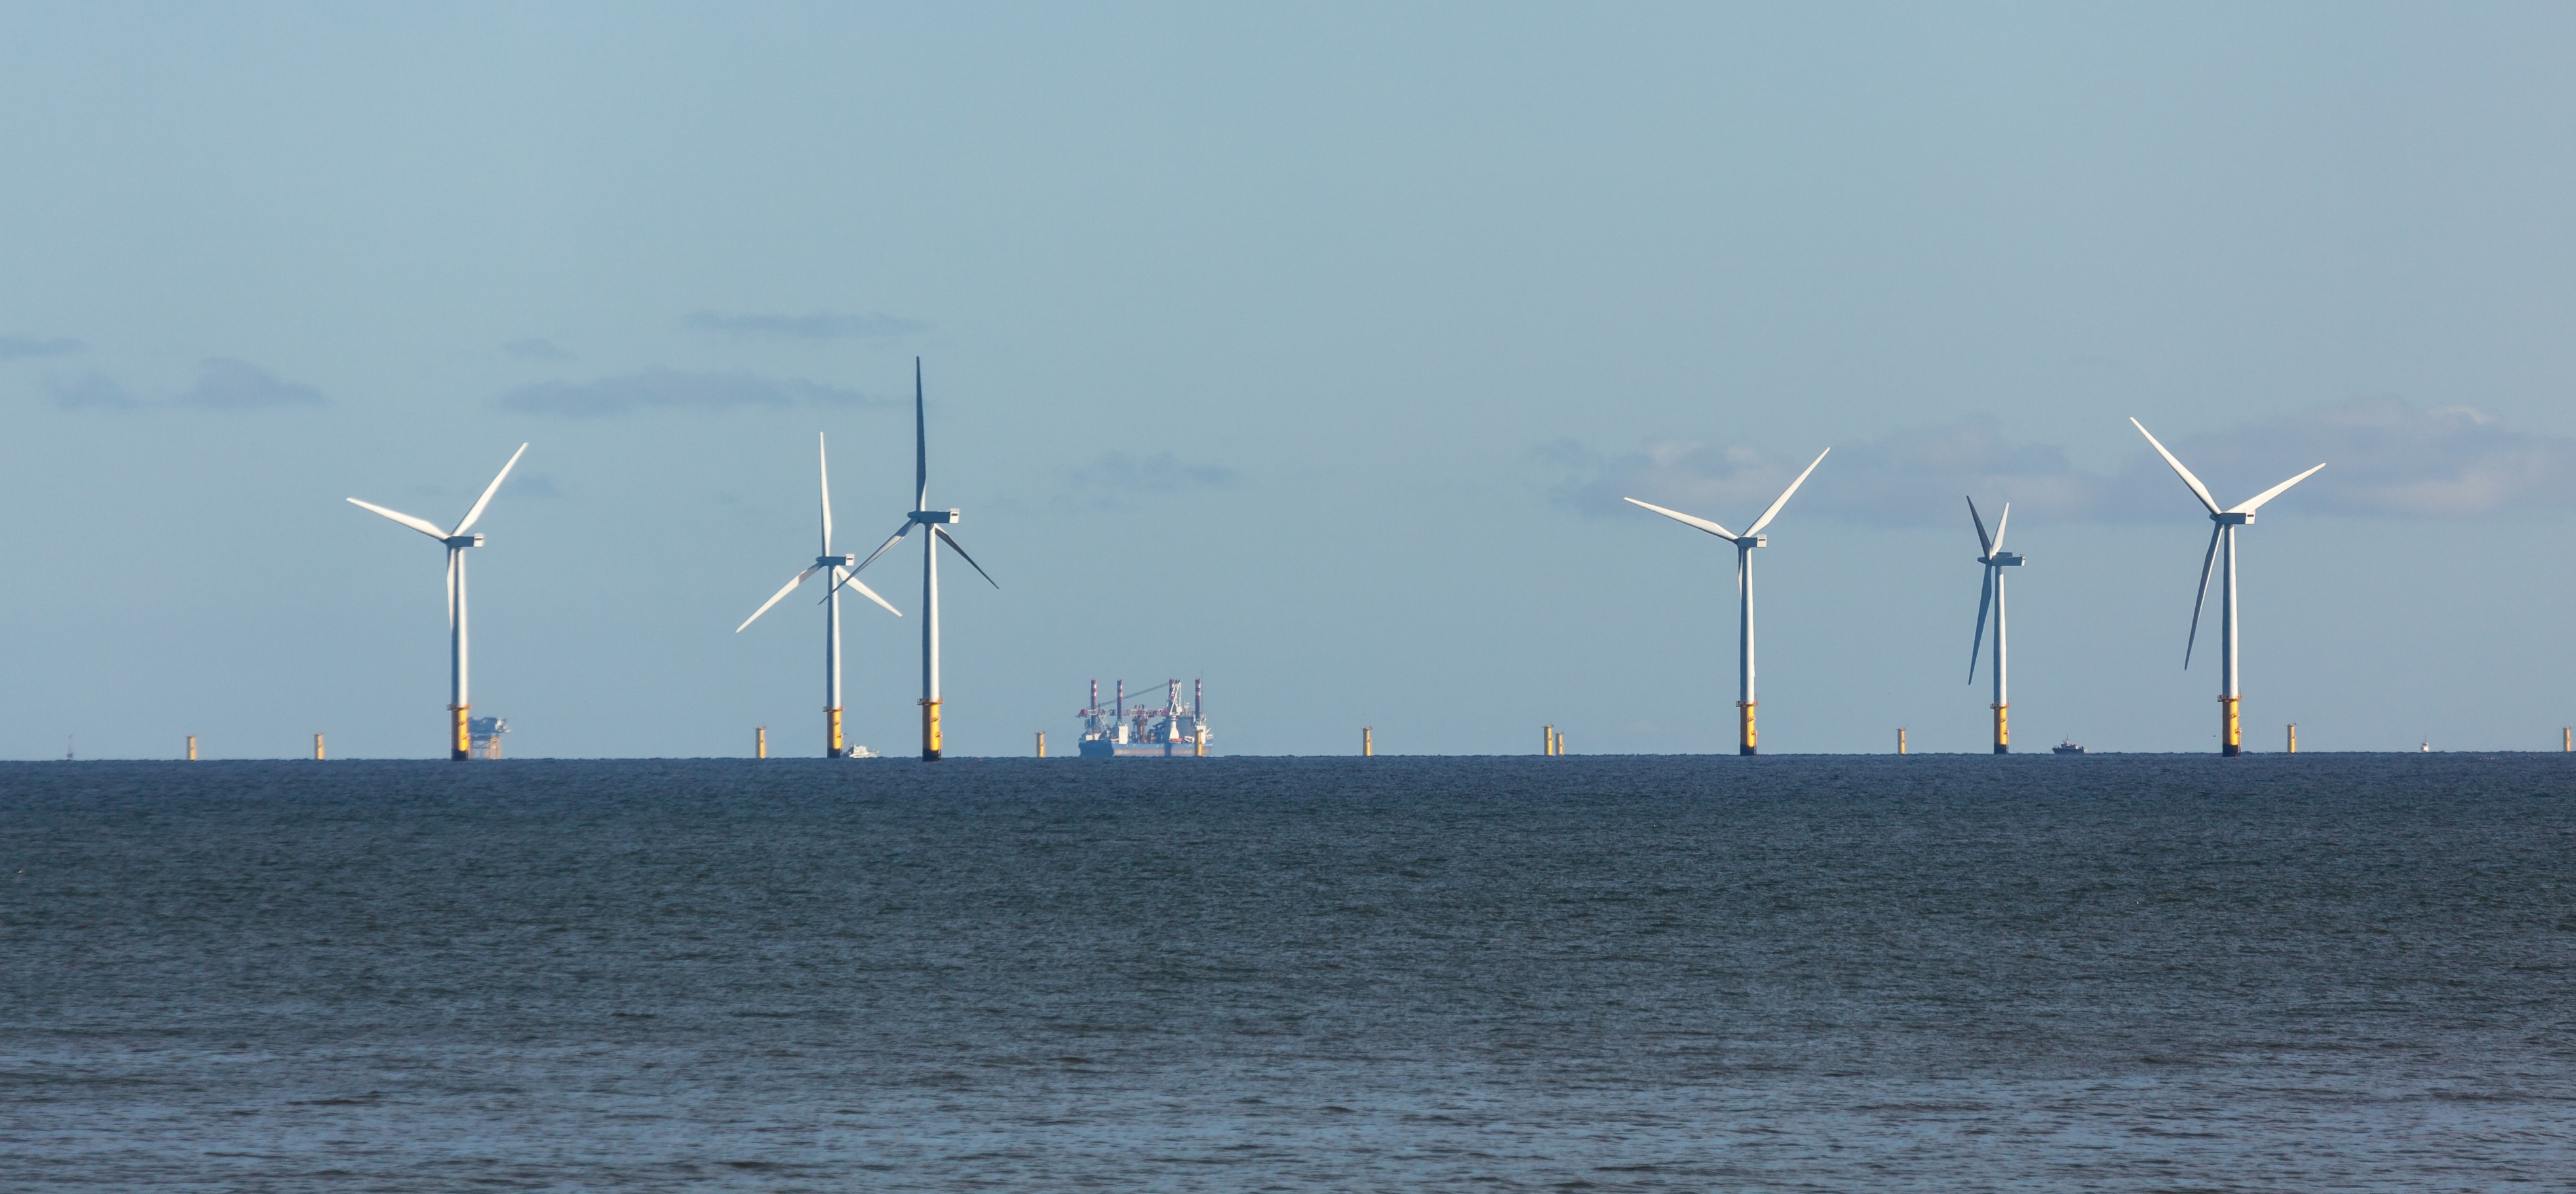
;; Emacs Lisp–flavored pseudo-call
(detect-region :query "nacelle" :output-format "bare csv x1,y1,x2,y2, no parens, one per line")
443,533,487,549
909,509,961,525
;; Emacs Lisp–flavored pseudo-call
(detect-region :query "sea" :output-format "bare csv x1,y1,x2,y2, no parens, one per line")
1,754,2569,1191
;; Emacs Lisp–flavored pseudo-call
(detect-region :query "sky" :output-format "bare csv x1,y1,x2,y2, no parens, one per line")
4,2,2574,759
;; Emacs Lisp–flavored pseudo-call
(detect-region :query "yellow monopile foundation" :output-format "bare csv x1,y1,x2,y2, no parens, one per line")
922,699,943,760
1993,703,2010,754
450,704,470,760
2221,695,2242,756
1738,701,1757,755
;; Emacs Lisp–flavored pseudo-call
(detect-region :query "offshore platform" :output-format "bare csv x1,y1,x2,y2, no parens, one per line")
1078,679,1212,758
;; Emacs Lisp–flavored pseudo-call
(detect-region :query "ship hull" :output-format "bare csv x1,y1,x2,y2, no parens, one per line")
1078,740,1204,758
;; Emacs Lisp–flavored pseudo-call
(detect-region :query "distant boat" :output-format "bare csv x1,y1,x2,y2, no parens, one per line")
2052,740,2086,755
1078,678,1212,758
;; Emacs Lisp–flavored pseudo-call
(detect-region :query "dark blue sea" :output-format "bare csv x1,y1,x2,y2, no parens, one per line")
2,756,2569,1190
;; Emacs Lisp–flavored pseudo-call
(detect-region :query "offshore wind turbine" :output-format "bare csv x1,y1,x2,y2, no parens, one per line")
347,444,527,761
1965,497,2023,754
2130,417,2326,756
735,433,902,758
1624,448,1829,755
838,358,997,761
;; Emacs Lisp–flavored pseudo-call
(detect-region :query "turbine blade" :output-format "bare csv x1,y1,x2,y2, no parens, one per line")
935,528,998,588
451,443,528,536
1743,447,1829,537
2130,419,2220,516
736,565,821,633
913,357,928,513
818,433,834,554
2185,524,2221,668
1970,566,1994,683
347,497,449,541
1622,497,1736,539
820,568,903,617
1966,496,1991,555
1991,502,2011,554
853,522,913,573
2229,463,2326,515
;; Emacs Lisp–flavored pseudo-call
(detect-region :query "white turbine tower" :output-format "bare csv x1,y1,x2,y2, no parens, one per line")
347,444,528,761
839,358,997,761
2130,417,2326,756
1625,448,1829,755
1966,497,2023,754
735,433,902,758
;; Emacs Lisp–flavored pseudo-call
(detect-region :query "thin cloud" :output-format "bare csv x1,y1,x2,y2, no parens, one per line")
499,368,884,417
684,309,927,341
43,358,323,414
43,370,143,411
1551,415,2110,526
1,334,84,360
1552,398,2576,525
176,358,324,410
508,472,566,499
503,337,573,362
1060,451,1237,510
2151,396,2576,519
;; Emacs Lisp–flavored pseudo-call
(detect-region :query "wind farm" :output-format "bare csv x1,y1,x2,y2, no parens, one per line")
21,16,2576,1193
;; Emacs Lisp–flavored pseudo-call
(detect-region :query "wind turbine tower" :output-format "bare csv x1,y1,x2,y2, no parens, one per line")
1966,497,2023,754
1625,448,1829,755
735,434,903,756
2130,418,2326,756
347,444,527,760
842,359,998,760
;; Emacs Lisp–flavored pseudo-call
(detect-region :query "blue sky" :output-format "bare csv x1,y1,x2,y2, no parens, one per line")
4,3,2573,758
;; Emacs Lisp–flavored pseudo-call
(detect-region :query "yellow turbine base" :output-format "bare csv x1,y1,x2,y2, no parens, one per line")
1993,703,2010,753
2220,695,2242,756
1738,701,1757,754
921,699,943,759
827,706,844,756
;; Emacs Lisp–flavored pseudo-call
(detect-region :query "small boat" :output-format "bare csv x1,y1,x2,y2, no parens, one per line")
2052,740,2086,755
